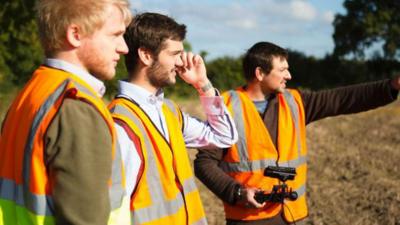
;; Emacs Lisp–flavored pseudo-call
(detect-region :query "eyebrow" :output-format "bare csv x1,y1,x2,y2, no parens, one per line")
114,29,125,35
170,49,183,55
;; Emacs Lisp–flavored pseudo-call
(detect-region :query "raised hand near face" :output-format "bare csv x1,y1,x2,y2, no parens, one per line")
176,52,215,96
176,52,207,86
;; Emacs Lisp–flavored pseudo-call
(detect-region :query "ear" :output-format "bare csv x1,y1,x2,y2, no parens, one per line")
138,47,154,66
66,24,82,48
255,67,264,82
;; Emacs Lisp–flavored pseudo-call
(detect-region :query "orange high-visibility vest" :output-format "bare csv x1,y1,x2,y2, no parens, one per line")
220,88,308,222
109,97,207,225
0,66,129,225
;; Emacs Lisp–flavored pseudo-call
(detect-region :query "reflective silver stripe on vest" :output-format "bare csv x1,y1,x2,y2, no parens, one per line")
294,184,306,198
192,217,208,225
228,91,249,161
111,104,204,225
163,99,178,117
163,99,184,131
72,81,98,98
110,139,125,210
132,192,184,225
219,156,307,173
220,159,276,173
278,156,307,169
132,178,200,225
0,178,53,215
182,177,198,194
222,90,307,198
111,105,165,204
282,90,302,161
21,80,69,216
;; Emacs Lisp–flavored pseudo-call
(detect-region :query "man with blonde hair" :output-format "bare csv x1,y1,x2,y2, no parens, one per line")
0,0,132,224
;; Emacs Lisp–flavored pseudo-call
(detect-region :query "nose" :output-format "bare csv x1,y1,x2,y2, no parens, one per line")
176,54,184,67
286,70,292,80
117,36,129,55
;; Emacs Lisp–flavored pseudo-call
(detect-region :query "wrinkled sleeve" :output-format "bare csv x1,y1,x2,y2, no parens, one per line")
301,79,399,124
182,95,238,149
45,99,112,225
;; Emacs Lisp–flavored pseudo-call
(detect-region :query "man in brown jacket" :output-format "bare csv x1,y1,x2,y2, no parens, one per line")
194,41,400,225
0,0,132,224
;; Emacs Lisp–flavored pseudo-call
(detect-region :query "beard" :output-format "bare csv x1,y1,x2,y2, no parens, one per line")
77,45,115,81
147,61,175,88
275,86,286,93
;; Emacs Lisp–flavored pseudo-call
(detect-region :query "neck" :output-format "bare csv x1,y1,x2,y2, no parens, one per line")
128,69,160,95
52,51,87,72
245,82,270,101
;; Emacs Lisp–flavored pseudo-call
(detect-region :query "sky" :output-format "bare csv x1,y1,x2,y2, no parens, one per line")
128,0,346,60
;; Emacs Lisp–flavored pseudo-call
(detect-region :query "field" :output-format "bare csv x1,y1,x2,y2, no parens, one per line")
1,95,399,225
179,98,400,225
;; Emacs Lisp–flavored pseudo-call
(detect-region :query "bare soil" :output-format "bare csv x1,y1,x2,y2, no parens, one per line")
179,99,400,225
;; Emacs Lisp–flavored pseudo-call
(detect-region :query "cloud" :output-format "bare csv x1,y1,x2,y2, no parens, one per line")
290,0,317,21
226,18,258,30
128,0,339,59
130,1,142,10
321,11,335,24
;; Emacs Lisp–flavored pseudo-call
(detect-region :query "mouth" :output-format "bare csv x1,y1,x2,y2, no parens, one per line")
113,59,119,67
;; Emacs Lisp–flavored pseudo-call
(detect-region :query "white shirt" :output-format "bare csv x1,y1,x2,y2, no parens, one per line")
44,58,106,97
115,80,238,196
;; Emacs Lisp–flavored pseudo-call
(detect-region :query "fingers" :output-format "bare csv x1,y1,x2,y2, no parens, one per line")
180,51,203,70
175,66,185,76
180,52,188,68
246,197,265,209
186,52,194,69
243,187,266,209
193,53,205,64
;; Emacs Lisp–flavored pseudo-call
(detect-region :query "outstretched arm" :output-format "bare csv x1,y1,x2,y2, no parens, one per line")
302,79,399,124
390,76,400,91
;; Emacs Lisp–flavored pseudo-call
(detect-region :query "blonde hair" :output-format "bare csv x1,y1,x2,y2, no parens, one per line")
36,0,132,56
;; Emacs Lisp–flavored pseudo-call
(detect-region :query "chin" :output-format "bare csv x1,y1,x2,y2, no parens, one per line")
169,77,176,85
275,87,286,93
102,71,116,81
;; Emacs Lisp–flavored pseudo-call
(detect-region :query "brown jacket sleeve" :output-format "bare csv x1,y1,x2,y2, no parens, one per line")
301,79,399,124
194,148,240,204
45,99,112,225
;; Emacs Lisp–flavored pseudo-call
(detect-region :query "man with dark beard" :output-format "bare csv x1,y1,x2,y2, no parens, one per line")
194,41,400,225
108,12,238,225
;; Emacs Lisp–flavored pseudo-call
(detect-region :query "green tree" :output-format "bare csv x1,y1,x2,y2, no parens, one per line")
206,56,243,91
333,0,400,59
0,0,43,86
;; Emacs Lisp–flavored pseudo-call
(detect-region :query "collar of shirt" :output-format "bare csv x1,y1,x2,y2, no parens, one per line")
44,58,106,97
118,80,164,108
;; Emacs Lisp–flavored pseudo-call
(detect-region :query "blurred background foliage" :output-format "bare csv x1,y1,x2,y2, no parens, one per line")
1,0,400,104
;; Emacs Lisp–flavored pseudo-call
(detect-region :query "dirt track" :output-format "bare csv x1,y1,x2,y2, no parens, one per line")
181,99,400,225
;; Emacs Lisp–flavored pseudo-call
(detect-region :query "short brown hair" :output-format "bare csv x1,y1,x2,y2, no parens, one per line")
243,42,288,81
124,12,187,74
36,0,132,56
